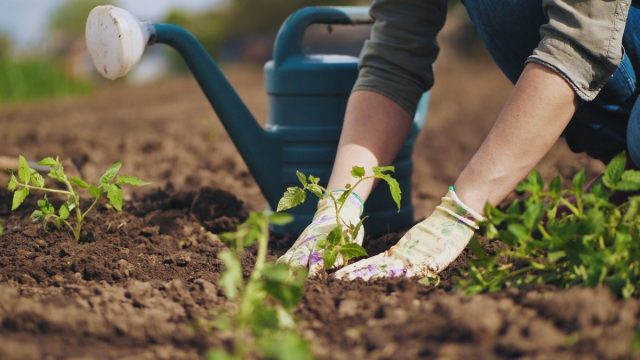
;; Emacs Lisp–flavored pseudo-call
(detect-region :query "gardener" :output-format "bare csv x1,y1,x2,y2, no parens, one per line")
278,0,640,280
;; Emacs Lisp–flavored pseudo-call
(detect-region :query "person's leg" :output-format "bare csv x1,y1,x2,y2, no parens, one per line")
464,0,640,164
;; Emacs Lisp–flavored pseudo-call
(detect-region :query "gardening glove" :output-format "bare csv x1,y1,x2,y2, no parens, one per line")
277,191,364,276
335,187,484,281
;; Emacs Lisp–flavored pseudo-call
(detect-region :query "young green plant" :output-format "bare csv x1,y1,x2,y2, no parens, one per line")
7,155,148,241
207,211,311,360
276,165,401,270
459,151,640,298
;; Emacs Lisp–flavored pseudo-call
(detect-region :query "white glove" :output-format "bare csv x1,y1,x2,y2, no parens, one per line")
277,191,364,276
335,187,484,281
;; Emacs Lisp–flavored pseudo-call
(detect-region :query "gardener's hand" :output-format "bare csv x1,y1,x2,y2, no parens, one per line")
335,187,484,281
277,191,364,276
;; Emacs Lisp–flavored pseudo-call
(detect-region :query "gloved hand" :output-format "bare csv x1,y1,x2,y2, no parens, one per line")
277,191,364,276
335,187,484,281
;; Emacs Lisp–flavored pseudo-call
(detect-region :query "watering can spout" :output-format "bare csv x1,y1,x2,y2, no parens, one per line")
86,6,282,205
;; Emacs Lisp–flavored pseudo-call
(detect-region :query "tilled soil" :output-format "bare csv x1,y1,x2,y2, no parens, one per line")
1,13,638,360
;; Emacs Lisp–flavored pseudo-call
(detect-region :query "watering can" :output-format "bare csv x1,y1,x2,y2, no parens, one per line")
85,5,429,236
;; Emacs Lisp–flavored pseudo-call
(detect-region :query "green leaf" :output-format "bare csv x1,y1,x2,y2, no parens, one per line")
323,249,339,270
69,176,91,189
89,185,102,198
326,225,343,246
37,157,58,167
270,212,293,226
263,263,306,309
58,203,70,220
308,175,320,185
11,187,29,210
296,170,307,187
339,243,368,259
218,250,242,299
351,166,365,178
99,161,123,184
523,203,544,230
603,152,626,188
517,170,543,195
258,331,312,360
507,223,529,243
116,175,150,187
0,223,4,236
7,174,17,191
549,176,561,197
615,170,640,191
277,187,306,212
18,155,30,183
547,251,566,263
572,169,586,192
306,184,324,199
30,209,43,222
106,184,123,211
372,169,401,210
30,172,45,188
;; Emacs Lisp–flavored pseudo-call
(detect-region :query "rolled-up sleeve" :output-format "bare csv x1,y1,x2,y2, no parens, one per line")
527,0,632,101
352,0,447,116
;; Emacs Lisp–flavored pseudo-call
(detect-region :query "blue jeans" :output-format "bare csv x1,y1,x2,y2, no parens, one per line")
463,0,640,166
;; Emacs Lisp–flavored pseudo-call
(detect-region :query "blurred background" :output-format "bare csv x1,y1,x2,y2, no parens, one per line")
0,0,479,103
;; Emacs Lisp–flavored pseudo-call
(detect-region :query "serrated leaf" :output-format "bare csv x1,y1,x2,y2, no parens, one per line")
307,184,324,198
326,225,343,246
106,184,123,211
323,249,338,269
30,209,43,222
339,243,368,258
11,187,29,210
308,175,320,185
270,212,293,226
99,161,122,184
374,172,401,210
69,176,91,189
116,175,150,187
30,172,45,188
7,174,17,191
277,187,306,212
372,165,395,176
18,155,30,183
572,169,586,192
603,152,626,188
58,203,70,220
615,170,640,191
37,157,58,167
89,185,102,198
351,166,365,178
296,170,307,187
218,250,242,299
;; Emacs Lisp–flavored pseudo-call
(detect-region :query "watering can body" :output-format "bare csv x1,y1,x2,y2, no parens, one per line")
85,5,429,236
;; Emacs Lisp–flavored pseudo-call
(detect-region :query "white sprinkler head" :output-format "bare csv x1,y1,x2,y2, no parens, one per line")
85,6,151,80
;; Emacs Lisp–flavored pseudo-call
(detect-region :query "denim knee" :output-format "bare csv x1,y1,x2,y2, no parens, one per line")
628,98,640,167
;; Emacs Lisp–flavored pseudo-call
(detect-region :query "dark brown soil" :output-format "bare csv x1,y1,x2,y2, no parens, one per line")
0,11,638,360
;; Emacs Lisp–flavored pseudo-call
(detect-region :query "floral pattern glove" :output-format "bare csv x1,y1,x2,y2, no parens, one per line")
335,187,484,281
277,191,364,276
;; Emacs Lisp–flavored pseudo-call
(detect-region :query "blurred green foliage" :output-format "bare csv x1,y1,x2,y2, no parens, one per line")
50,0,114,36
165,0,365,58
0,57,92,103
0,33,10,58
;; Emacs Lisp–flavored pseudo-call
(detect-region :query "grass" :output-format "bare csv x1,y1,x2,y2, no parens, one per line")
0,57,92,103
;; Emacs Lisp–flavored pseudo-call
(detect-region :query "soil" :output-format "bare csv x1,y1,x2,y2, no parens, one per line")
0,12,637,360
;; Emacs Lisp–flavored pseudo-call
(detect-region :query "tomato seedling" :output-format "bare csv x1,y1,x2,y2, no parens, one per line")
7,155,148,241
207,211,311,360
276,165,401,270
459,151,640,298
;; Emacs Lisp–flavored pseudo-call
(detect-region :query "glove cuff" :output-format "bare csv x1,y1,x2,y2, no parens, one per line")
437,186,485,230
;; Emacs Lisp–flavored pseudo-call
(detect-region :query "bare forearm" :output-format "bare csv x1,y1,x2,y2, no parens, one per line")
328,90,412,199
455,62,578,212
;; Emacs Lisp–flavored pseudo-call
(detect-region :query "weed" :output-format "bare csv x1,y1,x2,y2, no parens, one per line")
276,166,401,270
7,155,148,241
459,152,640,298
207,211,311,360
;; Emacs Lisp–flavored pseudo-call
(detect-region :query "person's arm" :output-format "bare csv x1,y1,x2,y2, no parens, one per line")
454,62,577,212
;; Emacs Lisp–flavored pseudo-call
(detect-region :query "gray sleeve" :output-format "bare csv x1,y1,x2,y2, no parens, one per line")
527,0,632,101
352,0,448,116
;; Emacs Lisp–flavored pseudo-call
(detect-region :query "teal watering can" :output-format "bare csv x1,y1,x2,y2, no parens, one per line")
85,5,429,236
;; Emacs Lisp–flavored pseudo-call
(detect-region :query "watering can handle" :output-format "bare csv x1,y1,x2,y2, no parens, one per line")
273,6,372,66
